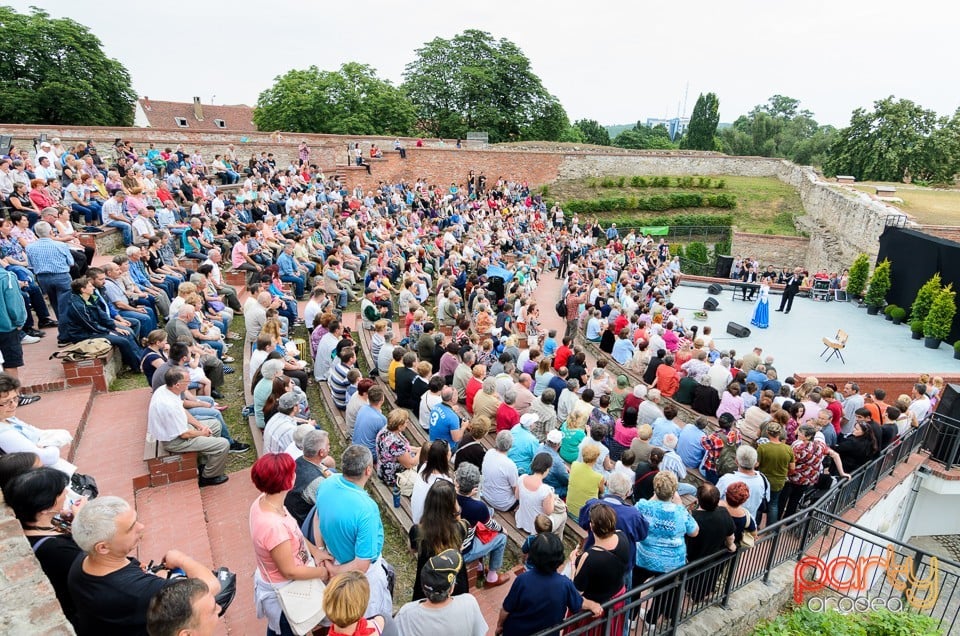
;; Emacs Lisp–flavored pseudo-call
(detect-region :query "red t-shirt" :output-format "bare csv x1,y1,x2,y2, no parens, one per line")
465,377,483,415
826,401,843,433
554,345,572,371
495,403,520,433
655,364,679,398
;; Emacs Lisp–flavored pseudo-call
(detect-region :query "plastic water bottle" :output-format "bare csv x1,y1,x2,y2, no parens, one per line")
392,486,401,508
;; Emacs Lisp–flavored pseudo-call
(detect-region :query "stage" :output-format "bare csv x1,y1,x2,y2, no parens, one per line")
668,283,959,377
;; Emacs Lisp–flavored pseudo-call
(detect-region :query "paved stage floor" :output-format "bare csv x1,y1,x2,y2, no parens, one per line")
668,284,959,375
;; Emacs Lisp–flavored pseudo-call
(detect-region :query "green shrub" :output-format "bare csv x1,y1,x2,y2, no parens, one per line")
539,185,550,198
924,283,957,340
910,319,924,333
891,307,907,321
954,340,960,352
911,273,942,323
846,253,870,298
617,176,626,187
685,241,709,263
865,259,892,307
752,606,941,636
883,304,898,316
562,192,737,215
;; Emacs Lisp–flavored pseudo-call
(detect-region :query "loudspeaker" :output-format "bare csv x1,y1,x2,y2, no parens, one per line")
708,283,723,295
703,298,719,311
715,255,734,279
929,384,960,467
726,321,751,338
936,384,960,419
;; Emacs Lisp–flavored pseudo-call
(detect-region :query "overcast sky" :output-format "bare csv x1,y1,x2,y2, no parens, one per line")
11,0,953,128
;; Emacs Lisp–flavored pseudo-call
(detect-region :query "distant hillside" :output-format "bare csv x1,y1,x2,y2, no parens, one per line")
605,123,634,138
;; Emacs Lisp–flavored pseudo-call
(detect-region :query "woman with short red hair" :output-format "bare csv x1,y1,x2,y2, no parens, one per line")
250,453,331,636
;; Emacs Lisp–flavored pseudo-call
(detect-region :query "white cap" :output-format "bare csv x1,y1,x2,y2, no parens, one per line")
519,413,538,428
546,429,563,444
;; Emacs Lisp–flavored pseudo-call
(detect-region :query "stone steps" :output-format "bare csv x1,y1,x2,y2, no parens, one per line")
16,384,96,464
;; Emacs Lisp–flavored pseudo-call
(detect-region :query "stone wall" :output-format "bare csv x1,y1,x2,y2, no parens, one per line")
0,503,76,634
731,232,812,270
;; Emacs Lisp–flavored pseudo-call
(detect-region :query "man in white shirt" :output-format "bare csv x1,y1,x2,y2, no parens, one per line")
481,431,519,512
314,320,342,381
147,367,230,485
716,445,770,518
707,357,732,395
908,383,932,422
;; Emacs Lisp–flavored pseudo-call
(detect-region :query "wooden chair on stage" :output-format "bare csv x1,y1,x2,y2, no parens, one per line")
820,329,849,364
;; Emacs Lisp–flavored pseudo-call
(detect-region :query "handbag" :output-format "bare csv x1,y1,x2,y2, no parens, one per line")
396,469,417,497
552,495,567,516
254,553,326,636
475,521,499,544
738,511,757,549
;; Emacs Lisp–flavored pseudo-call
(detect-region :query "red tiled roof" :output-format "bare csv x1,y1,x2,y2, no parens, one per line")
137,99,257,132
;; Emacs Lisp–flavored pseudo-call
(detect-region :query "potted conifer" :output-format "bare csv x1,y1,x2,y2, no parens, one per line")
911,273,942,326
846,253,870,302
923,284,956,349
954,340,960,360
910,319,924,340
883,304,898,321
864,259,891,315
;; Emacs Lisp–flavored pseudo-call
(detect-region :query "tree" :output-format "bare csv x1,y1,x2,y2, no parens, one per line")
719,95,837,166
573,119,611,146
923,284,956,341
681,93,720,151
612,123,677,150
254,63,415,136
910,273,942,323
864,258,891,308
823,96,960,183
402,30,566,142
846,253,870,298
0,7,136,126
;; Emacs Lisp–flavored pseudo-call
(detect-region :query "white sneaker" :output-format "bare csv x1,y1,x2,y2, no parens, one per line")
21,334,40,344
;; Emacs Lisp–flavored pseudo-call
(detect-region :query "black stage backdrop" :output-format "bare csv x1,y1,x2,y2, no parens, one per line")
877,227,960,343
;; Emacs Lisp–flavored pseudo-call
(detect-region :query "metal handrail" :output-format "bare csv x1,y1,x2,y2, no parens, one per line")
532,425,943,635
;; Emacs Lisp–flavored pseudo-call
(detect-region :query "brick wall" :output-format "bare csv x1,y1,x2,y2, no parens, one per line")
917,225,960,244
0,504,75,634
793,373,960,403
731,232,812,270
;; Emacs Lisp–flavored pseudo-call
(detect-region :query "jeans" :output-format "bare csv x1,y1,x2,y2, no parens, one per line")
762,489,782,525
102,331,143,370
462,532,506,573
678,482,697,497
119,309,156,334
36,272,72,320
70,203,101,224
280,274,305,299
107,220,133,246
189,399,235,445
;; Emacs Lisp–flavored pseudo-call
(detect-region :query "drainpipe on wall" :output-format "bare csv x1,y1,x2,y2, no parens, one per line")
895,465,930,542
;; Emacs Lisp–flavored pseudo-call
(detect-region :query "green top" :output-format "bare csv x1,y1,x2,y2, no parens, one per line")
756,441,795,492
566,461,603,520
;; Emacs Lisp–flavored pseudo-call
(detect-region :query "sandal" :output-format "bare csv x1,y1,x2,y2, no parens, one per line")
222,356,235,363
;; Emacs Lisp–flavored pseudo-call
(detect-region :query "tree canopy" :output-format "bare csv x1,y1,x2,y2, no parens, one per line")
573,119,611,146
824,96,960,183
681,93,721,151
254,62,415,136
720,95,837,166
402,29,567,142
0,7,136,126
612,123,677,150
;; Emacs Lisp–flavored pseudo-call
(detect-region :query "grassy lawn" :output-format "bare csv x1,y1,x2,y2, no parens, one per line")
547,175,804,235
852,183,960,225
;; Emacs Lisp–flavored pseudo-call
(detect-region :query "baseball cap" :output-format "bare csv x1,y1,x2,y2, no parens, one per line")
519,413,538,428
420,549,462,596
278,392,300,410
546,429,563,444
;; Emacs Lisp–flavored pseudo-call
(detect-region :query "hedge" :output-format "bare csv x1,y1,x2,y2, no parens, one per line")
556,192,737,215
588,176,727,189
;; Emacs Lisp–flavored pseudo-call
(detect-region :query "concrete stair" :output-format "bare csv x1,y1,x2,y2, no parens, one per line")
16,384,95,464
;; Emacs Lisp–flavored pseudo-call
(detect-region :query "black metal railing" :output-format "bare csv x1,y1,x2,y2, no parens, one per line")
921,412,960,472
532,424,960,635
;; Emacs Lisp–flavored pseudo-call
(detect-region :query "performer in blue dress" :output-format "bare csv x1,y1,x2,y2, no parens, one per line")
751,284,770,329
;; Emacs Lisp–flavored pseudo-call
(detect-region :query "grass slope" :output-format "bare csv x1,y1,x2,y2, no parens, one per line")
548,175,804,235
852,183,960,225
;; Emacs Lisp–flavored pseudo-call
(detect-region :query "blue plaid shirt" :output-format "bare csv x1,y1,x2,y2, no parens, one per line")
24,238,74,275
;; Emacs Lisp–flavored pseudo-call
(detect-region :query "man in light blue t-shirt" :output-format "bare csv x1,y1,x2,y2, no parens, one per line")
429,386,463,450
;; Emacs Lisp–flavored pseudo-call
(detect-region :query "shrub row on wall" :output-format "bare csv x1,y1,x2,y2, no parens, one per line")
587,176,726,189
557,192,737,214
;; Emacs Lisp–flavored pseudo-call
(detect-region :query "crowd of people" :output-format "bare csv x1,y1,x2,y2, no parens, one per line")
0,135,944,636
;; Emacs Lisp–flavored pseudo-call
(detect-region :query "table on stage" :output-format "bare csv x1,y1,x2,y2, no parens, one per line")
730,282,759,301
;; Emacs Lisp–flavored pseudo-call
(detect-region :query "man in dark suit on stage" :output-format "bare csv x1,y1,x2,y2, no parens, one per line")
776,267,804,313
740,264,759,300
